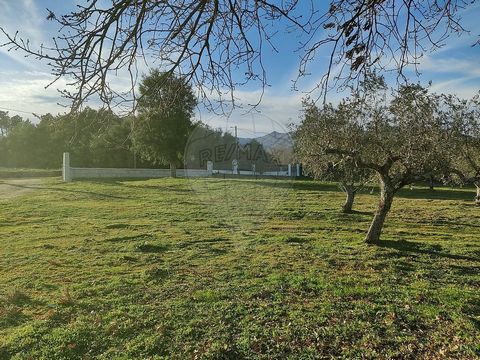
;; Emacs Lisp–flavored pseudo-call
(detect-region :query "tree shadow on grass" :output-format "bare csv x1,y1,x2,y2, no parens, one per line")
377,239,480,263
0,307,30,329
419,219,480,229
252,179,476,202
396,187,475,202
347,209,374,216
123,184,194,193
88,179,196,193
135,243,169,253
458,296,480,330
176,237,229,249
252,179,341,193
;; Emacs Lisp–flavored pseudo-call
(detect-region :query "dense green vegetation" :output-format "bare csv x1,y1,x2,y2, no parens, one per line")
0,178,478,359
0,109,138,169
0,109,271,173
134,70,197,176
0,168,61,179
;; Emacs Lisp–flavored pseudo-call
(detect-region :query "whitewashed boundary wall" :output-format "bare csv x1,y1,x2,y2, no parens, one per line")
62,152,301,182
62,153,210,182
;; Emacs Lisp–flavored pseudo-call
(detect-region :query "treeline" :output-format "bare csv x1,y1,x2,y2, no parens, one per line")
0,70,280,172
0,107,273,170
0,108,151,169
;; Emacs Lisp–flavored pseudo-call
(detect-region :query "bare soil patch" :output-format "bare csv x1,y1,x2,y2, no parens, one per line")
0,178,43,199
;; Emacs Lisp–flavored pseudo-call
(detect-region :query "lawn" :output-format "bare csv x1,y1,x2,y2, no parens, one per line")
0,177,479,359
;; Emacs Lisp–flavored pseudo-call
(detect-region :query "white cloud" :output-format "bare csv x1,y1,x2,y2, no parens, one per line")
416,55,480,98
419,56,480,78
196,84,306,137
0,0,50,70
0,0,478,128
0,70,67,119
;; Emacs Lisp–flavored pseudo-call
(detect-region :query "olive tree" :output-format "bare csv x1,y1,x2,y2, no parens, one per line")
299,77,450,244
295,101,372,213
133,70,197,177
444,93,480,205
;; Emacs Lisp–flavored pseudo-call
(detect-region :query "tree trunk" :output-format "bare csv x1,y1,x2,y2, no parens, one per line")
170,163,177,178
364,180,395,244
475,183,480,206
429,175,434,191
342,186,356,213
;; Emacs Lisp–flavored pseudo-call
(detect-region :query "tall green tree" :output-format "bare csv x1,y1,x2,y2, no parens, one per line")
0,108,143,169
0,112,24,138
134,70,197,177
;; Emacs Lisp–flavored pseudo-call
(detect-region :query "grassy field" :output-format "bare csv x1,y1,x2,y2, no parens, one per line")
0,177,479,359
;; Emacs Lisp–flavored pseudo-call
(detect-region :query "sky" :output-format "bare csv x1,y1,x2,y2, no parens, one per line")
0,0,479,137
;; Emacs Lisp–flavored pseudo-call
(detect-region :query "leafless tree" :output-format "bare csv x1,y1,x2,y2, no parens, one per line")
0,0,476,111
296,0,475,101
0,0,309,113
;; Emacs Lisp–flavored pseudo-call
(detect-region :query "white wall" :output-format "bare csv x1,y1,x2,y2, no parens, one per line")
63,153,210,181
62,153,299,181
68,167,209,180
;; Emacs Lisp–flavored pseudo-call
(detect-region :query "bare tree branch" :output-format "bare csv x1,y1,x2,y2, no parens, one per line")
0,0,476,112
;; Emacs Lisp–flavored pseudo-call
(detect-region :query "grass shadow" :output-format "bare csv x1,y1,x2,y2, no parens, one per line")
377,239,479,263
135,243,169,253
5,183,130,200
176,237,229,249
347,209,374,216
395,187,476,202
122,184,194,193
252,179,340,193
252,179,476,202
88,179,196,194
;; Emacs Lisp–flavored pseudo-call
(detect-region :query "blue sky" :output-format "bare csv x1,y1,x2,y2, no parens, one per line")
0,0,479,137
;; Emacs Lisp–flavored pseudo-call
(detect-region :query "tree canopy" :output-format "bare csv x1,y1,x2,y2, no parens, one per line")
0,109,141,169
296,76,453,243
295,100,373,213
133,70,197,177
443,92,480,204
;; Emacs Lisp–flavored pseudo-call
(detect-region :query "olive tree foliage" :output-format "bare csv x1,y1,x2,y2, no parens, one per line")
298,77,450,244
133,70,197,177
443,93,480,205
295,101,372,213
1,1,475,111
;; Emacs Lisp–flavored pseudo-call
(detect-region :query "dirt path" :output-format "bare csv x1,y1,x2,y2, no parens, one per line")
0,178,44,199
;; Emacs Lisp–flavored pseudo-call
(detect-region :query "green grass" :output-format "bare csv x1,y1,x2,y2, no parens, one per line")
0,177,479,359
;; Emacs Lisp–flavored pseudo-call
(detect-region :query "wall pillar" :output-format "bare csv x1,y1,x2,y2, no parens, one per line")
206,161,213,176
63,152,72,182
232,159,238,175
288,164,292,177
296,163,301,177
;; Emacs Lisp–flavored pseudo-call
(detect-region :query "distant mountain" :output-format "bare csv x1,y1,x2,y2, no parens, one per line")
238,131,292,151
